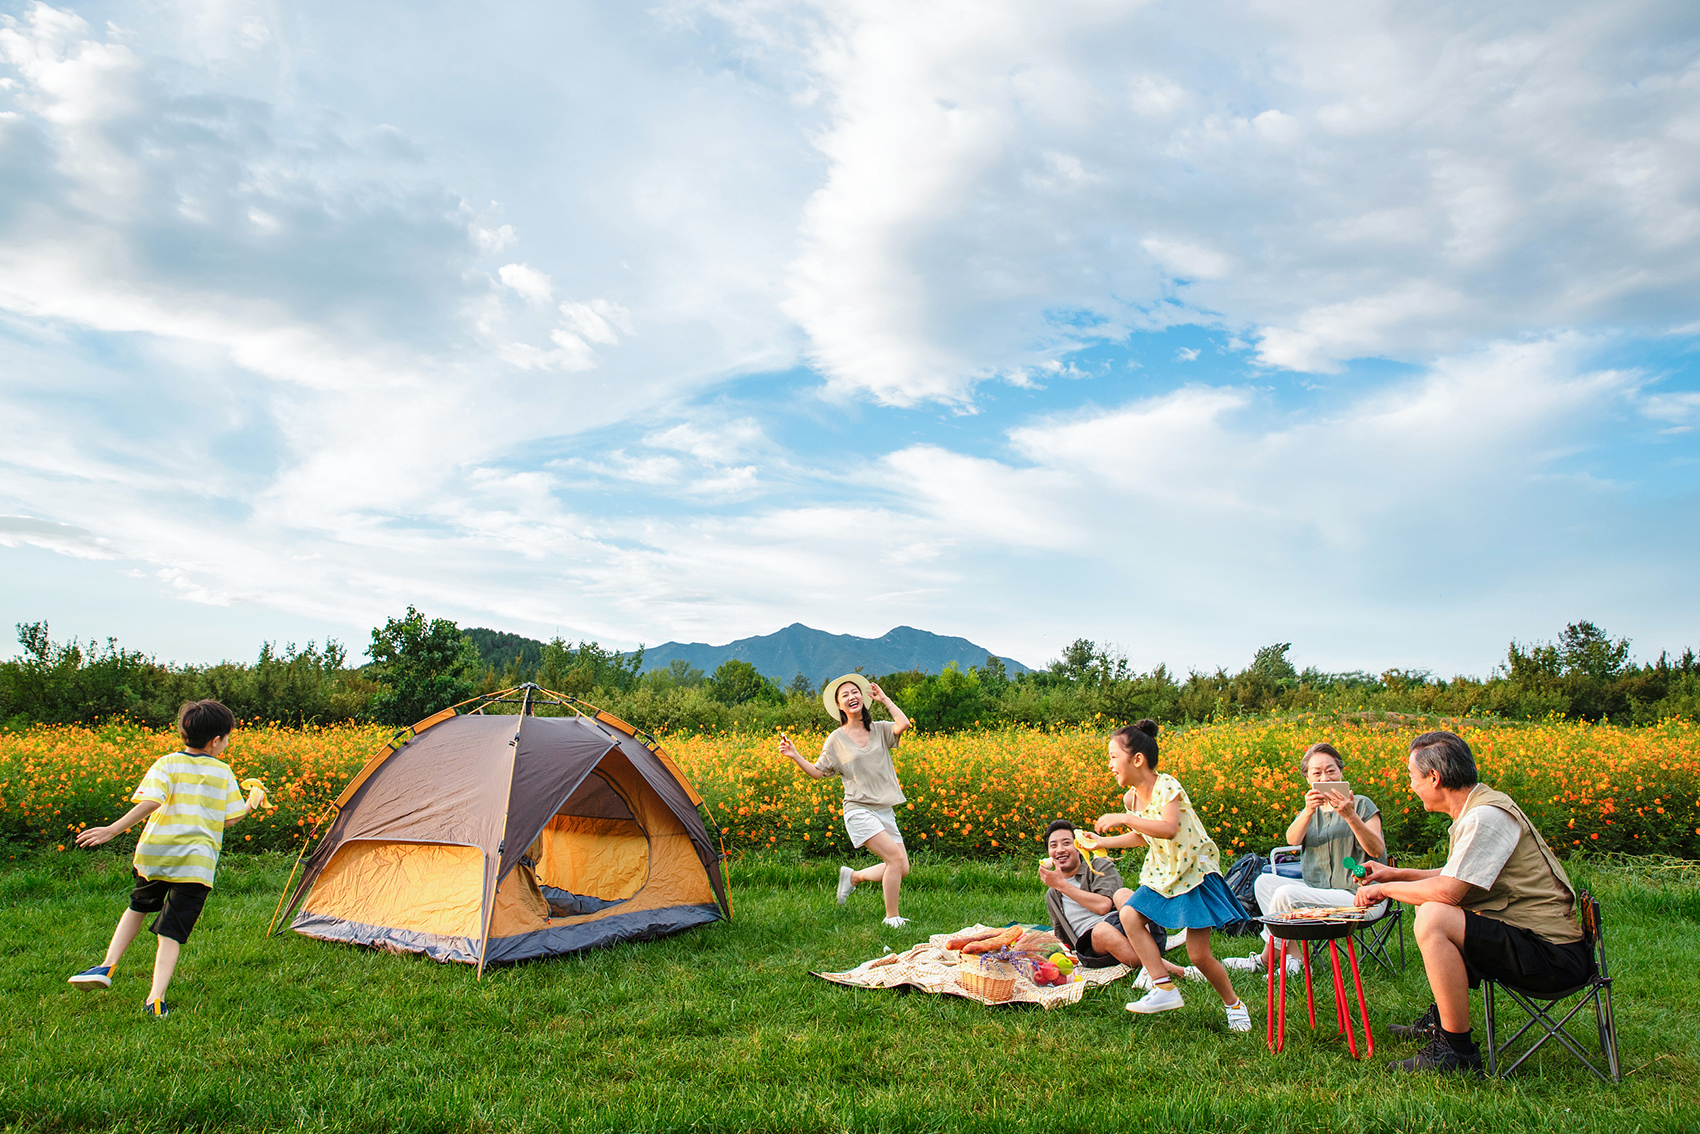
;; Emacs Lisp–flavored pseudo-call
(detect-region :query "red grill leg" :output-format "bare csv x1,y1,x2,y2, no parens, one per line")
1303,941,1316,1029
1265,940,1277,1051
1346,936,1374,1060
1329,941,1359,1059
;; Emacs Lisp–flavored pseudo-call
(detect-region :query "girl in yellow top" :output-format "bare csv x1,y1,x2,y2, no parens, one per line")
1092,719,1252,1031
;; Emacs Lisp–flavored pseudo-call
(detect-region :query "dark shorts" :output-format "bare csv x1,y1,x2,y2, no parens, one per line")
1462,910,1593,996
128,871,210,945
1074,910,1168,968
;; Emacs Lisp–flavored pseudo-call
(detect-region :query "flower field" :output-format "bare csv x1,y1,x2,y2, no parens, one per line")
2,715,1696,862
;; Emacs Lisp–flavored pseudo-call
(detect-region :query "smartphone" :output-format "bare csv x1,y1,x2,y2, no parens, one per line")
1313,780,1351,799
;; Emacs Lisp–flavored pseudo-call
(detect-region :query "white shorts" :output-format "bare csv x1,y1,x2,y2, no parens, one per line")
843,804,903,849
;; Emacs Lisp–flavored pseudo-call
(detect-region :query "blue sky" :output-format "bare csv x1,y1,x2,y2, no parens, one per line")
1,0,1697,676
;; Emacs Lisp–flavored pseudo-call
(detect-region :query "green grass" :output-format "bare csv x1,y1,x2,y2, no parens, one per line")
2,849,1696,1133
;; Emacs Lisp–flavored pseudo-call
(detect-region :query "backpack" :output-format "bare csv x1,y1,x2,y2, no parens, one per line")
1218,852,1269,937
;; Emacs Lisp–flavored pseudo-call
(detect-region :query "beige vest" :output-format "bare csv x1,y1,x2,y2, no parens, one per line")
1451,786,1582,944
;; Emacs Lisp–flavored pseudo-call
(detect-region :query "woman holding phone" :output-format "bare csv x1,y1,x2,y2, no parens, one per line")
777,674,914,927
1224,741,1387,973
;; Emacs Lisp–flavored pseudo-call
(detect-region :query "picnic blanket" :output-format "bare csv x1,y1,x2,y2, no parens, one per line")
812,924,1131,1009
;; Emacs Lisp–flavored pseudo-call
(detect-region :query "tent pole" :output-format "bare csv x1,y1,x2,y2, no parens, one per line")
265,832,315,936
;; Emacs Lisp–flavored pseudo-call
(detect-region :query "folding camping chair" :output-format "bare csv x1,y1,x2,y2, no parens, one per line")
1482,890,1621,1083
1351,857,1405,973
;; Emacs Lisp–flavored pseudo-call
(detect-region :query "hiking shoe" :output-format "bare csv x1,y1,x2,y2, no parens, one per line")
836,866,857,905
1390,1003,1441,1039
1224,1001,1253,1032
881,915,910,928
1126,985,1184,1014
142,998,170,1019
1389,1035,1481,1075
68,965,113,989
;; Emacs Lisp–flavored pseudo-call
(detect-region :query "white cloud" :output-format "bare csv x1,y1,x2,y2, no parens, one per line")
498,262,554,304
0,0,1695,676
0,515,116,559
714,0,1700,401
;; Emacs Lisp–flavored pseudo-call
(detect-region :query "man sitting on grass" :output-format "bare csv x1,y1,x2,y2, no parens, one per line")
67,699,265,1018
1038,820,1190,985
1356,730,1590,1075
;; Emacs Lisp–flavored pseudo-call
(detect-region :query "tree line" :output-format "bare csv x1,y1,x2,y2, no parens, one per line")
2,610,1696,734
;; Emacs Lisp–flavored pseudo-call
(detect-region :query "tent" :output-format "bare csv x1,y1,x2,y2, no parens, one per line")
274,686,729,971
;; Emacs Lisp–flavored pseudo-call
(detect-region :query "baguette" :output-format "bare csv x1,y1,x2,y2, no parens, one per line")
945,928,1003,951
961,926,1024,955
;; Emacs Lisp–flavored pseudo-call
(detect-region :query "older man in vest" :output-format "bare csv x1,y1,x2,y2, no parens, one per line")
1355,731,1590,1074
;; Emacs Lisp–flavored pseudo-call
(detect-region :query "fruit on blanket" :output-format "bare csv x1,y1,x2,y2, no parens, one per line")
1049,952,1074,974
961,926,1024,955
1034,962,1061,985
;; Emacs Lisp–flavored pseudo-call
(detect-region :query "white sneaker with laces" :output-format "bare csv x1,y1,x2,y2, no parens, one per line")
1126,985,1185,1014
1221,951,1263,973
1224,1000,1252,1032
836,866,857,905
1132,968,1155,991
1181,965,1205,982
882,915,910,928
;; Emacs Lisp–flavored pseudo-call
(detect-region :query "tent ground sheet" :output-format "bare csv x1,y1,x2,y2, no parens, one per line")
812,923,1189,1009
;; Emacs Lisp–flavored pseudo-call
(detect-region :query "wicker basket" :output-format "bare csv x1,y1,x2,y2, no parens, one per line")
959,956,1019,1002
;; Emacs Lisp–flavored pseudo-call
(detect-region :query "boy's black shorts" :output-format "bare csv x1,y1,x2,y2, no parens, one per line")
1074,910,1168,968
1461,910,1593,996
128,871,210,945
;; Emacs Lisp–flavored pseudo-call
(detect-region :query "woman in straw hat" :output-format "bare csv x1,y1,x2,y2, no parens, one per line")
777,674,914,927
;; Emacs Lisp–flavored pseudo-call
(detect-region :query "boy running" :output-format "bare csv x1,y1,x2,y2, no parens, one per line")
67,700,265,1017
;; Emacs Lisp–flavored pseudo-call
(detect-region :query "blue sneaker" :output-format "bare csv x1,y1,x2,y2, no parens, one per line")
68,965,113,989
142,998,170,1018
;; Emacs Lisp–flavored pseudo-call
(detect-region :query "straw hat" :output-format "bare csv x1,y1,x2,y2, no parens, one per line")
822,673,872,719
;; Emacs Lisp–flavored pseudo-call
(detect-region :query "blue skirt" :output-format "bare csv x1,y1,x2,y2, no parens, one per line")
1127,873,1244,930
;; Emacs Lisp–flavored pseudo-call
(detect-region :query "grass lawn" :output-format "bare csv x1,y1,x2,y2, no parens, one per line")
2,849,1696,1133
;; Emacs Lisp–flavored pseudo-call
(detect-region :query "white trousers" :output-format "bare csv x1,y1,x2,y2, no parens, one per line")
1253,872,1359,945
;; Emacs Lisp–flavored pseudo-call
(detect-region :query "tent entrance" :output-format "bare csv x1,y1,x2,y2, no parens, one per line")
530,769,651,917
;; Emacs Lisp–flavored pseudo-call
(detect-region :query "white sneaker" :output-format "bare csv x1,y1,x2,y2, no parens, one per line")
1132,968,1155,991
1284,955,1303,976
836,866,857,905
1181,965,1205,982
1224,1000,1252,1032
1126,985,1184,1014
1222,951,1263,973
882,915,910,928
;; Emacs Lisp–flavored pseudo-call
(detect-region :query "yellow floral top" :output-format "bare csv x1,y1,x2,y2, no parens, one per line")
1127,773,1221,898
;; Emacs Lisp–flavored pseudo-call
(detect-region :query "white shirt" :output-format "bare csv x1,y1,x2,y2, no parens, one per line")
1059,892,1106,938
1441,786,1522,890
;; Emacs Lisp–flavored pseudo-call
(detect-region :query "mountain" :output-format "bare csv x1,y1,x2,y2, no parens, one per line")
462,623,1031,686
630,623,1031,685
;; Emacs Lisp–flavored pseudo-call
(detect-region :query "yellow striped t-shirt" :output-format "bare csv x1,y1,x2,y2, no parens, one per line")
131,752,245,887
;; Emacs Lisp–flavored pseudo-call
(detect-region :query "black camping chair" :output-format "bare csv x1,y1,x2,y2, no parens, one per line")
1351,857,1405,973
1482,890,1621,1083
1351,897,1405,973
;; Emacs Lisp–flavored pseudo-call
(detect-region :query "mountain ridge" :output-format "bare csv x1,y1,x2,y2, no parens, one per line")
634,623,1031,686
465,622,1031,686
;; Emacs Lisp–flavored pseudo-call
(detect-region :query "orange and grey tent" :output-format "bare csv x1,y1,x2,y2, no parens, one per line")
273,686,729,971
